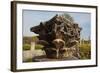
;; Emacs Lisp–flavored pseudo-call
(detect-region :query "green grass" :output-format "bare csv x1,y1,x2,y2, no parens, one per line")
23,43,44,50
23,44,31,50
35,44,44,50
79,43,91,59
32,36,38,41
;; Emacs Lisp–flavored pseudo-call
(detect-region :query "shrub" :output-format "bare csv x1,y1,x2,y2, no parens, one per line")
23,44,31,50
32,36,38,41
35,44,44,50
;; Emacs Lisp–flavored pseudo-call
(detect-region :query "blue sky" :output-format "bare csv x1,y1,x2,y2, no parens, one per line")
22,10,91,40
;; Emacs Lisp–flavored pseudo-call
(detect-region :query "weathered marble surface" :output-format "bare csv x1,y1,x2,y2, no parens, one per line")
30,14,82,59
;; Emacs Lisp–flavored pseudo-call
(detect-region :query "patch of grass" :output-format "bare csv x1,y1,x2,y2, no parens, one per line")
79,43,91,59
35,44,44,50
32,36,39,41
23,44,31,50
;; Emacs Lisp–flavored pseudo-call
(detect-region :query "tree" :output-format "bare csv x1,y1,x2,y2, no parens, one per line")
62,13,74,22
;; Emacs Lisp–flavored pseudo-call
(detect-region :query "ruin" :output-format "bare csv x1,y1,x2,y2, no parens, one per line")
30,14,82,60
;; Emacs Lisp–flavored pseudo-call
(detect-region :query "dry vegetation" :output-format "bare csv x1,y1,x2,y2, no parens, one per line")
79,40,91,59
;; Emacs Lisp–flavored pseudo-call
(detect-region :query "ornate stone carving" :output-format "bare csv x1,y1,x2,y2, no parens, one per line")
30,14,82,59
